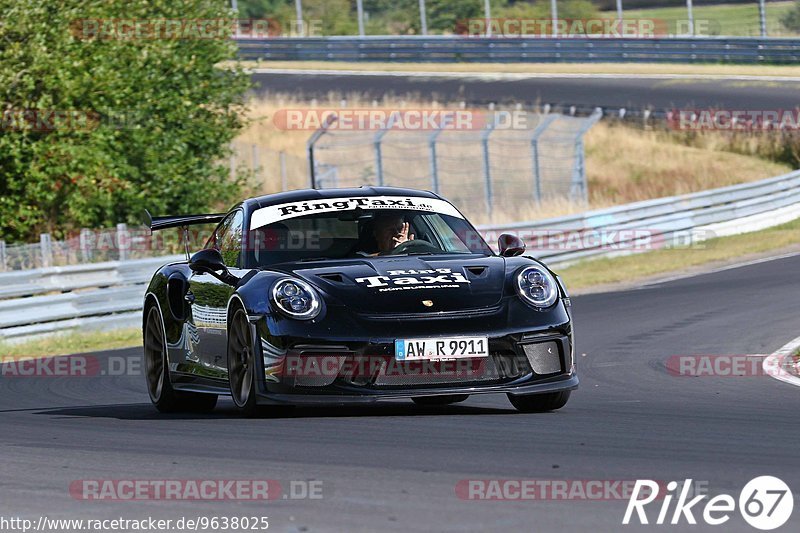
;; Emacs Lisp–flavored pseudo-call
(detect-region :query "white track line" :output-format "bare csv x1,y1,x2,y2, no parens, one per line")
251,68,800,83
763,335,800,389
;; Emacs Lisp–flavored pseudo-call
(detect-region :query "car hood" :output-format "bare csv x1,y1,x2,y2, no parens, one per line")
275,255,507,314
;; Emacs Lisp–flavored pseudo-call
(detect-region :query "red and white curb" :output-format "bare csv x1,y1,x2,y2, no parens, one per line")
763,335,800,388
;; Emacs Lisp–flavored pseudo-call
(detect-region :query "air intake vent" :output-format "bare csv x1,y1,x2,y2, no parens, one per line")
318,273,344,283
522,342,562,375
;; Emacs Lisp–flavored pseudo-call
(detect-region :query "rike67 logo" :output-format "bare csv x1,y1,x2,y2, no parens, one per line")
623,477,793,530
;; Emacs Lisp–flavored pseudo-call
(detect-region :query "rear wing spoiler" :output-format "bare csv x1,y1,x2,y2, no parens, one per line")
145,210,227,259
145,210,226,231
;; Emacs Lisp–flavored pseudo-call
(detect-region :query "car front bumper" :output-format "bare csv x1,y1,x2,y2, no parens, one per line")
252,325,577,405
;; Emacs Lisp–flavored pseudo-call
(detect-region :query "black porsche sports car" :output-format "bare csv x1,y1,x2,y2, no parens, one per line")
143,187,577,415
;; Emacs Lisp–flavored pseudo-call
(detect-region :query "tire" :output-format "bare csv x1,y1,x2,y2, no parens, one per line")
507,391,571,413
412,394,469,406
227,308,294,418
144,304,217,413
228,308,260,417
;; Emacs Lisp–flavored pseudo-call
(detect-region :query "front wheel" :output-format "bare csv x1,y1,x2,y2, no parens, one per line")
144,305,217,413
507,391,570,413
227,308,294,418
228,308,259,417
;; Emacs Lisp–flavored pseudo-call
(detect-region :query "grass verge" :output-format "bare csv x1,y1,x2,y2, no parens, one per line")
239,60,800,78
558,217,800,290
0,328,141,359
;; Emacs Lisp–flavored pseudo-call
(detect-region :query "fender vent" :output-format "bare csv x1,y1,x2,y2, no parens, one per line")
465,266,487,276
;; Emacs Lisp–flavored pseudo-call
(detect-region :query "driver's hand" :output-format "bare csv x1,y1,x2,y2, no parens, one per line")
392,222,414,248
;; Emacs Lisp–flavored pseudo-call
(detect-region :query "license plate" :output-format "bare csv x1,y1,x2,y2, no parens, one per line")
395,336,489,361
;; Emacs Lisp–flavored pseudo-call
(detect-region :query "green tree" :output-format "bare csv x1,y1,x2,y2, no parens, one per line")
0,0,251,243
782,1,800,33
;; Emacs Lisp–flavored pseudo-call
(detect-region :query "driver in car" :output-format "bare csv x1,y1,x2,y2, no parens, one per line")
372,214,414,254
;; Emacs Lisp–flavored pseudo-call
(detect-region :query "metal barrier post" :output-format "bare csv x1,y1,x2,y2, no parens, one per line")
79,229,93,262
374,125,391,187
0,240,5,271
481,116,498,218
570,108,602,204
40,234,52,268
117,223,129,261
428,126,444,194
530,114,558,204
306,114,337,189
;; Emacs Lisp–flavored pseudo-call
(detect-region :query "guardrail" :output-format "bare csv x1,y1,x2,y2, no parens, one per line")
477,169,800,264
1,169,799,343
236,36,800,64
0,256,181,342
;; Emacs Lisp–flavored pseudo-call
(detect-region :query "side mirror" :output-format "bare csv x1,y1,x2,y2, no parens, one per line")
189,248,227,274
498,233,525,257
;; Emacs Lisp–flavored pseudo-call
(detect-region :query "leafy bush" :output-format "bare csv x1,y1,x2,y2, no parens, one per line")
781,1,800,33
0,0,251,243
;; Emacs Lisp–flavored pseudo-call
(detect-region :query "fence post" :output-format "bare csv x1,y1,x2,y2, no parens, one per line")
0,240,6,271
307,113,338,189
530,114,558,205
428,126,444,194
79,228,93,263
570,108,602,204
279,150,288,191
117,223,129,261
40,233,52,268
480,116,498,219
374,126,391,187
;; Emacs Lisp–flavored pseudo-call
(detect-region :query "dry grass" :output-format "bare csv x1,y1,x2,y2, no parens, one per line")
237,94,792,222
585,122,791,206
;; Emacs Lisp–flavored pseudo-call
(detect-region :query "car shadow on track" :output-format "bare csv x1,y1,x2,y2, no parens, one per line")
31,401,520,420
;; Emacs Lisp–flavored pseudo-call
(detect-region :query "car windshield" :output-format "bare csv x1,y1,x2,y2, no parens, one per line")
244,196,493,267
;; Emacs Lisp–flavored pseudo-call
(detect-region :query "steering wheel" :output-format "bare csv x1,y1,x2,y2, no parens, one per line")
381,239,442,256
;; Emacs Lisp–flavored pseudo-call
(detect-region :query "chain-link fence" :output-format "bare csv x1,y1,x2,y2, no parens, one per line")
1,111,599,270
229,142,308,193
0,225,175,271
308,109,601,223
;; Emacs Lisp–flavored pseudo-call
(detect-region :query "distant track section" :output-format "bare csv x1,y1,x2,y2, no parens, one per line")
237,37,800,64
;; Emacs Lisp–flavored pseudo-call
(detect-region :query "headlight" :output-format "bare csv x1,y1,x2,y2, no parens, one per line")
516,265,558,308
271,278,321,320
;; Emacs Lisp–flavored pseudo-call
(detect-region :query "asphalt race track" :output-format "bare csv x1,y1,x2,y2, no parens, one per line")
251,70,800,111
2,254,799,532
